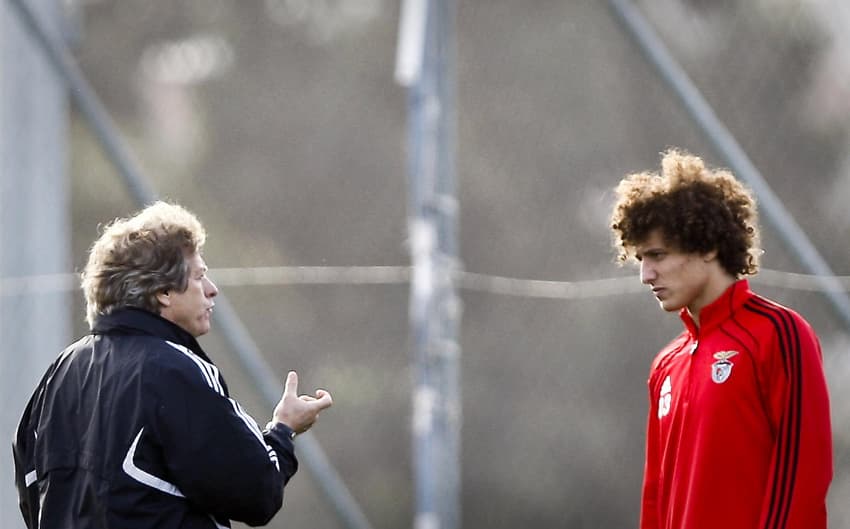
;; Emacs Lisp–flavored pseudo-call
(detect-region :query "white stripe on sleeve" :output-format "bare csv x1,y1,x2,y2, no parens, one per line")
122,428,185,497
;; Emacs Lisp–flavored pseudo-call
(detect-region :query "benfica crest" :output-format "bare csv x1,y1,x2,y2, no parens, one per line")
711,351,739,384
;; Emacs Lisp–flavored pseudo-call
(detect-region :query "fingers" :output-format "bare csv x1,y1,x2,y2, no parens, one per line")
297,389,333,410
313,389,333,410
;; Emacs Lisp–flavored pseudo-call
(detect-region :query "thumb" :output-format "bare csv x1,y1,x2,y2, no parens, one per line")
284,371,298,396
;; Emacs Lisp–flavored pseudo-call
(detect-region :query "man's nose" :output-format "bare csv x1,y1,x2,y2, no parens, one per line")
640,261,656,284
205,277,219,297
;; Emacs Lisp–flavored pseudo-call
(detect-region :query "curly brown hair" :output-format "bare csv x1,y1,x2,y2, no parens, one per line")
81,201,207,328
610,149,761,277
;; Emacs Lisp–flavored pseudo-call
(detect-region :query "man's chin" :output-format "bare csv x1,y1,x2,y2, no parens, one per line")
659,300,682,313
193,314,213,337
191,322,211,338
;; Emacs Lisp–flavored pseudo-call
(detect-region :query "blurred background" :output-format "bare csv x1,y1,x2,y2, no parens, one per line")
2,0,850,528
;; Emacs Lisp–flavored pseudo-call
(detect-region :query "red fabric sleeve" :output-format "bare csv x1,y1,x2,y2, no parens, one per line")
757,310,832,529
640,372,661,529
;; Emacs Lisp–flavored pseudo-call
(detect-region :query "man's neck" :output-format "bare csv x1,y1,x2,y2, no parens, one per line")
687,273,737,328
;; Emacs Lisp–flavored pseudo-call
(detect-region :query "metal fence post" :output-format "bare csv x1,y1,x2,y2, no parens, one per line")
0,0,70,527
396,0,462,528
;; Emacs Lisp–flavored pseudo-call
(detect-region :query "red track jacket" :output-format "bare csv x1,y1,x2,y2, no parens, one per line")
640,280,832,529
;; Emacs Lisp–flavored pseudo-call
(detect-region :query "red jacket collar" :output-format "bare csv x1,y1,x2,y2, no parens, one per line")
679,279,754,338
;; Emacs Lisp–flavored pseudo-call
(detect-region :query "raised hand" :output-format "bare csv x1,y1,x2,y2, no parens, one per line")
272,371,333,435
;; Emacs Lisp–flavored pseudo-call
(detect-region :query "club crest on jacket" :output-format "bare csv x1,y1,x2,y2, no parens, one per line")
711,350,739,384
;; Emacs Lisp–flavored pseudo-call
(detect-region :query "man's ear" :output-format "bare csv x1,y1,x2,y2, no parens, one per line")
703,249,719,262
156,290,171,308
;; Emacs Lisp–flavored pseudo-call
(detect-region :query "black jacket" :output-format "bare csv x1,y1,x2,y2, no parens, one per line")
13,307,298,528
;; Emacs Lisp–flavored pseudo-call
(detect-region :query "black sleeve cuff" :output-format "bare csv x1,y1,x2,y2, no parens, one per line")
265,421,296,440
263,422,299,479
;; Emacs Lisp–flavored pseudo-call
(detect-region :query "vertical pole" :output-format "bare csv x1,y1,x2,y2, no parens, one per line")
0,0,70,527
397,0,461,528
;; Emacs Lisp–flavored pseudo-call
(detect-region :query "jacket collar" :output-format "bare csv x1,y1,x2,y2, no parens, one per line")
679,279,754,338
92,307,210,362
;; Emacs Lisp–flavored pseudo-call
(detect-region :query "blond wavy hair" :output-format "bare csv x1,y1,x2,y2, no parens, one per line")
81,201,207,328
610,149,761,277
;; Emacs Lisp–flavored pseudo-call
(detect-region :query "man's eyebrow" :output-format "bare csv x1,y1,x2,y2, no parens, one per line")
635,247,664,258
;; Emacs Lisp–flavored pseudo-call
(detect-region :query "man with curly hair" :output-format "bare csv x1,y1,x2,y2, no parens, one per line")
13,202,333,529
610,150,832,529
